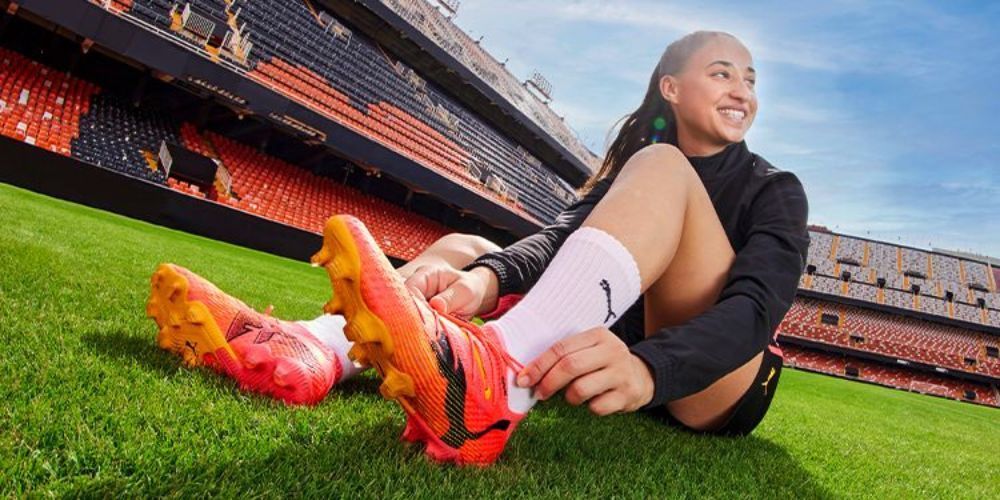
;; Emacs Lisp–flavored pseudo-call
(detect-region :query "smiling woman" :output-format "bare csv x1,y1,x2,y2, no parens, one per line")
389,30,812,459
142,31,810,466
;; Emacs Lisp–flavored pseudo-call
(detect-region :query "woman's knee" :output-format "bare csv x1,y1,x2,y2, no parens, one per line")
616,143,696,186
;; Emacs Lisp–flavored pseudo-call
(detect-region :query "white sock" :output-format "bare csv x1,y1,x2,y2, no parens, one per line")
297,314,366,381
488,227,642,412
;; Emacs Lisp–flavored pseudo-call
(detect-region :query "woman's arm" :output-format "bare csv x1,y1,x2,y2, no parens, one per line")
629,172,810,407
403,178,615,317
466,177,614,298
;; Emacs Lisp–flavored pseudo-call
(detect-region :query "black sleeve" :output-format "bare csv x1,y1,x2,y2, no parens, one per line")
465,178,613,297
629,172,810,406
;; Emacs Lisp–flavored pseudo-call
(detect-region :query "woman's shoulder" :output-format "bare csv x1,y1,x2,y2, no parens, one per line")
748,153,806,193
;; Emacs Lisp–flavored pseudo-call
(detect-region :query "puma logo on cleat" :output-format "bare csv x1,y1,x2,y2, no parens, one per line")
600,279,616,323
185,340,198,355
432,334,511,448
226,312,278,344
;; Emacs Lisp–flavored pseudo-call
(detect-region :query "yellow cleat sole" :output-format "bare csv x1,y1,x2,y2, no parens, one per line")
146,264,238,367
312,216,415,401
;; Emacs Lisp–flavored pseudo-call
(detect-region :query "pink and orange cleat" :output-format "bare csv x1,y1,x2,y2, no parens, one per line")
312,215,524,466
146,263,340,405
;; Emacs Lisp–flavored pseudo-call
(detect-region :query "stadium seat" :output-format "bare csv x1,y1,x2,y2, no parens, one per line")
779,296,1000,378
783,345,998,407
116,0,580,223
203,128,451,259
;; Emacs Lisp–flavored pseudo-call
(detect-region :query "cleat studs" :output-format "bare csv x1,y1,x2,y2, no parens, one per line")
347,345,369,365
181,351,198,367
310,248,330,267
346,320,389,347
323,294,345,315
380,370,415,399
185,309,203,324
156,332,173,350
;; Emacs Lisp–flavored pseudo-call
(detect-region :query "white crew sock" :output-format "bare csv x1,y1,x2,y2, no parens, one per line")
487,226,642,412
297,314,366,381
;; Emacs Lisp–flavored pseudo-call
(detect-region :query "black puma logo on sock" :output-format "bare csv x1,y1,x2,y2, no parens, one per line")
600,279,616,323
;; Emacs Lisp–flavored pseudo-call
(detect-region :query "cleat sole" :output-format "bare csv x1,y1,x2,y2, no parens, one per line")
313,216,412,402
314,216,475,464
146,264,238,368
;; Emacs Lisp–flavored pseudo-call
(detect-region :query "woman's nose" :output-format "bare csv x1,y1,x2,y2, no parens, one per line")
729,80,752,101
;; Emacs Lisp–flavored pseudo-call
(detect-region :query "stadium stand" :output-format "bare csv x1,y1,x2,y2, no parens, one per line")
0,44,451,259
835,235,865,264
0,47,99,157
804,230,999,328
202,128,452,259
74,92,175,184
783,345,998,407
778,296,1000,378
374,0,599,170
110,0,577,223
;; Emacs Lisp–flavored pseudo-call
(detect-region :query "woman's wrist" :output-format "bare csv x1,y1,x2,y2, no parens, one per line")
469,266,500,315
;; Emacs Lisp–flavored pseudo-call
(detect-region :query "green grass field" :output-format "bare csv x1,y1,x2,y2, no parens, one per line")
1,182,997,498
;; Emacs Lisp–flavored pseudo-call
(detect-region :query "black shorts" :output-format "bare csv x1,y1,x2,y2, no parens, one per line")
647,346,784,436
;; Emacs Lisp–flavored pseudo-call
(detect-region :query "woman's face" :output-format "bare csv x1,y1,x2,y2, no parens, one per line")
660,36,757,155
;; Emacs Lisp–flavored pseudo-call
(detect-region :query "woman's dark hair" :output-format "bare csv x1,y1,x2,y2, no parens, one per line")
582,31,738,193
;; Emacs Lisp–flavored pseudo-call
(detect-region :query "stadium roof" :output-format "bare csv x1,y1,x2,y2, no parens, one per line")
319,0,599,187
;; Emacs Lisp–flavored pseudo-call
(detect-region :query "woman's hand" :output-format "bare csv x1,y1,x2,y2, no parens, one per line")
403,264,499,319
516,327,654,416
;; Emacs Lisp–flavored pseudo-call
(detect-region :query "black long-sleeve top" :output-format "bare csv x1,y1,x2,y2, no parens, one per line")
468,141,810,407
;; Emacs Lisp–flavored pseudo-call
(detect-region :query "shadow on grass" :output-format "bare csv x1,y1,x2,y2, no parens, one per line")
82,330,182,377
67,398,829,496
83,329,383,405
77,331,829,496
334,372,382,397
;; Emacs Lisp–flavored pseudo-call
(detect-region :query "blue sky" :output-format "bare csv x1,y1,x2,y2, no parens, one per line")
446,0,1000,258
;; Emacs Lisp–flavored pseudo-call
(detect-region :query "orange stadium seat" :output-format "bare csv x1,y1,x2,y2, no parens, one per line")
779,296,1000,378
117,0,573,223
783,345,998,407
202,129,451,260
0,46,454,260
0,48,99,157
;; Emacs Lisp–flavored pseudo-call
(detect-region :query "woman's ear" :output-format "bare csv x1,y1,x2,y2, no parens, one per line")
659,75,679,104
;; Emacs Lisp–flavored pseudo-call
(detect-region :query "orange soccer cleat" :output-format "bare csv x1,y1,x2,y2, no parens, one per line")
146,263,340,405
312,215,524,466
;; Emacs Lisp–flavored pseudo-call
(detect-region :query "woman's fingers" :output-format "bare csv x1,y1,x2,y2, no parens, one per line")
563,370,618,406
429,277,477,317
587,390,628,416
403,265,433,298
529,335,614,400
516,328,606,388
404,265,458,299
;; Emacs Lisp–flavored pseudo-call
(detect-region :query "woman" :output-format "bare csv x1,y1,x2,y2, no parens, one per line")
150,30,808,465
405,29,808,431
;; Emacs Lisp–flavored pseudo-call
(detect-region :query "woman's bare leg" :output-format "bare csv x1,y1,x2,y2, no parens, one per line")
581,144,759,431
396,233,501,279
